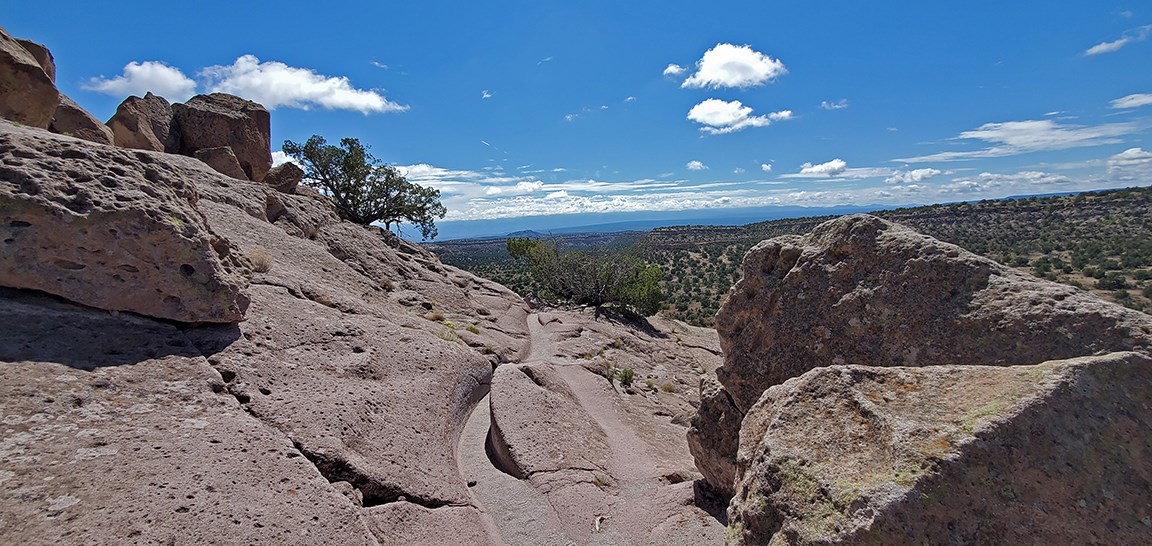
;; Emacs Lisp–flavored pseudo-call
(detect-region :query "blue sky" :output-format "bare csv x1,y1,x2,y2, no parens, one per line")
6,1,1151,230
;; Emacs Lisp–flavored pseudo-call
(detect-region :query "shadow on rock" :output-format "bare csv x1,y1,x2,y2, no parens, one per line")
0,287,240,370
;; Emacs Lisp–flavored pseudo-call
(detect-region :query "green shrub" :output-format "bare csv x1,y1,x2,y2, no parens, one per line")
619,368,635,388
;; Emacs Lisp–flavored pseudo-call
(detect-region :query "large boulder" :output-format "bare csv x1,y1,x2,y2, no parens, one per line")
691,214,1152,541
0,119,250,323
728,353,1152,545
48,95,114,145
14,38,54,82
173,93,271,181
715,214,1152,413
194,146,247,179
106,92,179,152
263,161,304,194
0,27,59,128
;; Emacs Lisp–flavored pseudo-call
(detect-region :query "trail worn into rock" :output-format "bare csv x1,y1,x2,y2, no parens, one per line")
480,311,726,545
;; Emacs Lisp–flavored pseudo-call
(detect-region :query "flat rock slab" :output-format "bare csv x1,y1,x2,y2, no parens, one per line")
728,352,1152,545
0,289,375,545
0,120,250,323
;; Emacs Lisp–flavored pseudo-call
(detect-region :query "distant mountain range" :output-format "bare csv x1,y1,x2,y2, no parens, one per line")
433,204,900,240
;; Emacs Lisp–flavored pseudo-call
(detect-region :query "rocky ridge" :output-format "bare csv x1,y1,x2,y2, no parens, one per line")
0,27,728,544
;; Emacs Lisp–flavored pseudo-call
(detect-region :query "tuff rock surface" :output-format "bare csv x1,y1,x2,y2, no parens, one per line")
0,27,58,128
0,119,538,545
263,160,304,194
0,120,251,323
14,38,53,82
714,214,1152,414
194,145,247,179
107,92,180,153
173,93,271,181
728,353,1152,545
696,214,1152,544
48,95,114,145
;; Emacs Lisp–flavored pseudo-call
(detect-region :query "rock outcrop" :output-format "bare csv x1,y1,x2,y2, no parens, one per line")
728,353,1152,545
263,161,304,194
695,214,1152,544
194,146,247,179
106,92,180,152
0,27,59,128
713,214,1152,414
0,118,535,545
173,93,271,181
48,95,114,145
14,38,53,82
0,120,250,323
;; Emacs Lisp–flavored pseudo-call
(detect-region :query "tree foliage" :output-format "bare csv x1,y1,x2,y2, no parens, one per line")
506,237,664,315
282,135,446,239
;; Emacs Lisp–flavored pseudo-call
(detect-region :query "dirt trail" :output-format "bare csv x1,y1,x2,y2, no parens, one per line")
458,393,574,546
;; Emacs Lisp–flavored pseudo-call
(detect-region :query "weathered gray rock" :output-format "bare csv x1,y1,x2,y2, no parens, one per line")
48,94,114,145
194,145,247,179
728,353,1152,545
0,119,250,323
715,214,1152,414
14,38,53,82
0,27,59,128
173,93,271,181
686,375,742,499
0,288,377,545
106,92,179,152
263,161,304,193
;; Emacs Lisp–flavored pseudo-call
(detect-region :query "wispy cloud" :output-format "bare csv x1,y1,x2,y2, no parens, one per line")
83,61,197,102
894,119,1138,162
481,89,492,99
680,43,787,89
1084,25,1152,55
1110,93,1152,109
687,99,791,135
538,56,554,65
370,61,389,69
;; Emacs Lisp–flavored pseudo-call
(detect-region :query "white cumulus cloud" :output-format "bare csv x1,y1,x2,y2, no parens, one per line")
687,99,789,135
200,55,406,114
1107,147,1152,182
663,64,686,76
83,61,197,102
799,159,847,177
760,163,773,173
681,43,787,89
885,168,941,184
686,160,708,171
1111,93,1152,109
